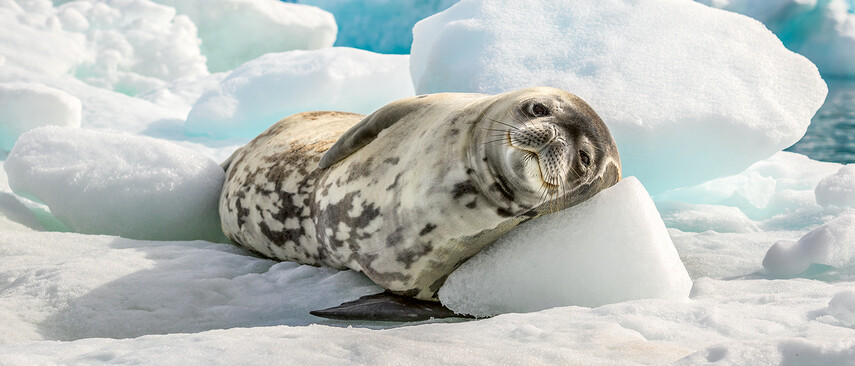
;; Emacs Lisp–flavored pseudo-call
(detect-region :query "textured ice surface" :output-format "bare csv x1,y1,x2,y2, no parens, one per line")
698,0,855,78
0,162,43,232
763,214,855,276
1,0,854,363
816,165,855,208
0,0,209,96
656,152,843,228
0,231,380,343
185,48,414,139
439,177,692,317
0,82,81,152
656,202,760,233
297,0,458,54
153,0,336,72
4,127,226,242
411,0,826,194
827,291,855,328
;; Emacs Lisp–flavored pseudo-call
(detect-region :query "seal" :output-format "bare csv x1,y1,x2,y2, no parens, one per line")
219,86,621,320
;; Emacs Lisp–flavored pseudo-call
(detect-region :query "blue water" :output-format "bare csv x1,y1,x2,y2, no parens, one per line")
786,79,855,164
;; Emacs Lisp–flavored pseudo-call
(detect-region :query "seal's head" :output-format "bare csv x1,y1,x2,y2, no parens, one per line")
468,87,621,216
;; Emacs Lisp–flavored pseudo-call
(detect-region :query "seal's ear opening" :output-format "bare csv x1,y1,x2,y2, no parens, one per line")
319,96,435,169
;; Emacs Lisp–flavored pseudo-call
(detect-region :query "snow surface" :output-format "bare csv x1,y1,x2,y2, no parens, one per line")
698,0,855,78
0,82,81,152
410,0,827,195
0,0,854,364
153,0,337,72
185,47,414,139
4,127,227,242
817,164,855,208
763,214,855,276
0,0,208,96
441,177,692,317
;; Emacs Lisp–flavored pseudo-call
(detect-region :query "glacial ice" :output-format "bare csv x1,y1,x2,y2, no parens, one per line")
816,165,855,208
763,214,855,276
0,82,81,152
153,0,337,72
698,0,855,78
0,0,209,96
439,177,692,317
0,0,854,363
828,290,855,328
410,0,827,194
4,127,226,242
185,47,414,139
656,152,843,226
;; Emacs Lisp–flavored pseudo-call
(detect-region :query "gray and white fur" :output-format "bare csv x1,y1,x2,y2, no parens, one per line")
219,87,621,301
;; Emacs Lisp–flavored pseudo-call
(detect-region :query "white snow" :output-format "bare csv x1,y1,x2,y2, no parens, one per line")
410,0,827,195
656,202,760,233
827,291,855,328
763,214,855,277
0,161,43,232
0,82,81,152
440,177,692,317
0,0,209,96
152,0,337,72
698,0,855,78
185,47,414,139
0,0,853,363
655,152,843,226
4,127,226,242
816,165,855,208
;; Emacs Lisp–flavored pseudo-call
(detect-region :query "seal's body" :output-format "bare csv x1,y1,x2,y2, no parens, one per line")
220,87,621,315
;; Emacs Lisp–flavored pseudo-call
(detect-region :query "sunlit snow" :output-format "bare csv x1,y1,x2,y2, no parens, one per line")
1,0,855,364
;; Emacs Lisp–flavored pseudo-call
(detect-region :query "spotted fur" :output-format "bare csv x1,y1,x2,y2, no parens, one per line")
219,87,621,301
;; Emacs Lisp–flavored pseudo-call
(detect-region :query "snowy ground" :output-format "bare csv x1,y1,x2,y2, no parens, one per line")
2,0,855,364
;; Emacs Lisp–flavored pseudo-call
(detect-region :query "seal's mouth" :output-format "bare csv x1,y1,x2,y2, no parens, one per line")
508,130,567,192
518,150,559,190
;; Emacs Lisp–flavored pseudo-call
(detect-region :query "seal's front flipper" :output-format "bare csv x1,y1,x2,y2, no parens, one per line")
310,292,472,322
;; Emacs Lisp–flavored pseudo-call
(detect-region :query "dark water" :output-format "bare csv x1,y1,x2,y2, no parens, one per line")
786,79,855,164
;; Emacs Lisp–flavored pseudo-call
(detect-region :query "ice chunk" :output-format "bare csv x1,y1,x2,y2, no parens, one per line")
4,127,227,242
656,152,842,221
763,214,855,276
656,202,759,233
0,82,81,152
185,48,414,139
828,291,855,328
153,0,336,72
439,177,692,317
816,165,855,208
0,0,209,95
0,0,89,77
698,0,855,78
297,0,458,54
410,0,827,194
0,162,43,232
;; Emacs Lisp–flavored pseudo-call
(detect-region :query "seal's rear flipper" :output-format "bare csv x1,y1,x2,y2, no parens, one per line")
310,292,473,322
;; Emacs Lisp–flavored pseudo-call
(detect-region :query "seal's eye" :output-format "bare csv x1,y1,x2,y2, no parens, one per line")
530,102,550,117
579,150,591,166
